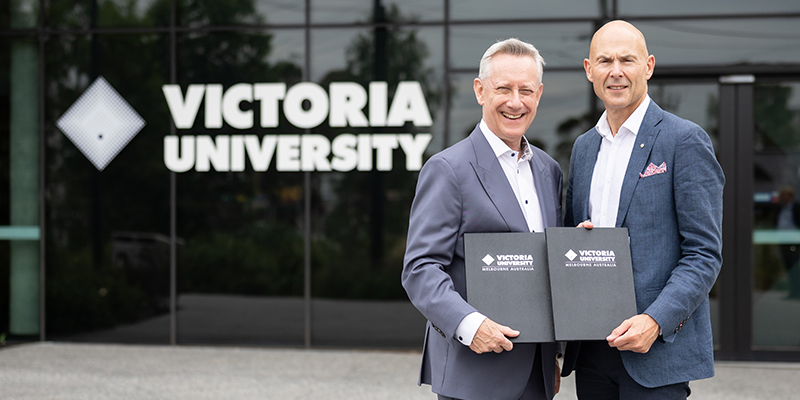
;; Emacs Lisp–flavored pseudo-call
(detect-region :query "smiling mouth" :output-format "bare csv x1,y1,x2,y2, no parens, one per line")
502,112,523,119
608,85,627,90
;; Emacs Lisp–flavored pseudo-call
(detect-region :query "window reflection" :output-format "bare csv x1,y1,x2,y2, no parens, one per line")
450,0,600,20
311,0,442,24
450,23,594,70
620,0,800,17
638,19,800,66
308,22,443,348
44,33,172,344
752,82,800,349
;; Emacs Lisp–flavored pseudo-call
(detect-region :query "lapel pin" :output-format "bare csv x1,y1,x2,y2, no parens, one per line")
640,143,644,148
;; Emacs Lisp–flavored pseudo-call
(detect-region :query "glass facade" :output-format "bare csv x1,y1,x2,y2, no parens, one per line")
2,0,800,359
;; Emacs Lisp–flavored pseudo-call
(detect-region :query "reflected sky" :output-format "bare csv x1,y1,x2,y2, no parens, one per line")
619,0,800,16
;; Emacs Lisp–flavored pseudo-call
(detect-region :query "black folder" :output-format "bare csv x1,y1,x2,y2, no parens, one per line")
464,232,554,343
544,227,637,341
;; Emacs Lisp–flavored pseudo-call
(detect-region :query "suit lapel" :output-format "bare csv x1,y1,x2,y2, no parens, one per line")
615,101,663,227
530,151,555,228
469,127,528,232
575,131,603,224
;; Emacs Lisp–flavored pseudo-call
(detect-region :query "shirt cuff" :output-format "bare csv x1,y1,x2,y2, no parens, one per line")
456,312,487,346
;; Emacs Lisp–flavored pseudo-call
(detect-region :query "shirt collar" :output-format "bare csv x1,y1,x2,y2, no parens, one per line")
595,94,651,139
479,119,533,161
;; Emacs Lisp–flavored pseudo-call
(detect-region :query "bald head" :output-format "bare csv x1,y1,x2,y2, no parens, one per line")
590,20,649,60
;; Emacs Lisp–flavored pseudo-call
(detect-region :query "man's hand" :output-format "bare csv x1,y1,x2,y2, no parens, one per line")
469,318,519,354
607,314,660,353
554,360,561,394
577,220,593,229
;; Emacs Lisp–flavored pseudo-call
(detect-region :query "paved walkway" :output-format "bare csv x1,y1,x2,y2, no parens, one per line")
1,342,799,399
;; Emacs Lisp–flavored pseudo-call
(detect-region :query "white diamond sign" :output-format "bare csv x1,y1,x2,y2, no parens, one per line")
56,76,146,171
565,249,577,261
481,254,495,265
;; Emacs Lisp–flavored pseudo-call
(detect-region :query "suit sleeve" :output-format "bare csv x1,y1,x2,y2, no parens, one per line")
644,126,725,342
402,156,477,340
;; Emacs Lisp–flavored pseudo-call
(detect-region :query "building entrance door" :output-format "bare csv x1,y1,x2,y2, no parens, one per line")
718,76,800,361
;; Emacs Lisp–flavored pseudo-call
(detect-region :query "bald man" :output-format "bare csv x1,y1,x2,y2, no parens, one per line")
560,20,724,399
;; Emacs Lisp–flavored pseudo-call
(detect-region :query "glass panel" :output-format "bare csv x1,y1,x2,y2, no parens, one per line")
173,30,306,346
636,19,800,67
620,0,800,17
255,0,305,25
1,37,9,341
450,23,595,70
46,0,169,29
180,0,298,27
451,0,600,20
6,35,40,341
6,0,38,29
45,33,171,344
308,26,443,348
311,0,443,24
312,28,444,348
752,81,800,349
451,71,591,173
649,83,721,147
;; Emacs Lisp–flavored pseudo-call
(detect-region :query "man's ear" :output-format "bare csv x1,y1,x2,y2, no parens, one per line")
473,78,484,105
645,54,655,80
583,59,593,82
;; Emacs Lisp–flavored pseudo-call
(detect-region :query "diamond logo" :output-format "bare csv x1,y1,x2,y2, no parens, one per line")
565,249,577,261
56,76,146,171
481,254,495,265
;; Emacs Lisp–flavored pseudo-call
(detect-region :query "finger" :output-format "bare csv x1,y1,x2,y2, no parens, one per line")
607,319,631,342
500,337,514,352
499,325,520,338
577,220,594,229
555,362,561,394
608,332,633,349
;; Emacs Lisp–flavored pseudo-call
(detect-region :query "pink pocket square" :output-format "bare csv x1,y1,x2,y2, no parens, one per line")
640,162,667,178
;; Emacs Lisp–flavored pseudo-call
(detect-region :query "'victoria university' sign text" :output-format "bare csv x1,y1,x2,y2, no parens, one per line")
162,81,433,173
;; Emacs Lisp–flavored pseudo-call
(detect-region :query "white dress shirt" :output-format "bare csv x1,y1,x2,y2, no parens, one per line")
589,95,651,227
455,120,544,346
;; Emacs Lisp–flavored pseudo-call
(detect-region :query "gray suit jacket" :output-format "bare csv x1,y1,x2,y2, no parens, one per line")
562,101,724,388
402,125,563,400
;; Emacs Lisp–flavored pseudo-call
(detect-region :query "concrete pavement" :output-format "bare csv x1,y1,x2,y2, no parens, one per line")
1,342,799,399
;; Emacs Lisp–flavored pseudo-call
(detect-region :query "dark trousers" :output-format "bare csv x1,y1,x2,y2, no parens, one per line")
574,341,690,400
437,344,547,400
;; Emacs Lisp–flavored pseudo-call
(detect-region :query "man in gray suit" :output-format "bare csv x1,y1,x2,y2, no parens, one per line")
561,20,724,399
402,38,562,400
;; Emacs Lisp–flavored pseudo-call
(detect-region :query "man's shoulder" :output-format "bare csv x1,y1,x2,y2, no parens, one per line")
657,108,702,131
646,101,709,140
574,127,600,149
429,132,478,163
419,134,477,178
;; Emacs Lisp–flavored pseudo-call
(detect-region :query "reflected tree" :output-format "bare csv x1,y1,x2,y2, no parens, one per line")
312,3,442,299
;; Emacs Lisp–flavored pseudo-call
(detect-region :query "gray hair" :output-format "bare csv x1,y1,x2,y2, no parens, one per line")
478,38,545,84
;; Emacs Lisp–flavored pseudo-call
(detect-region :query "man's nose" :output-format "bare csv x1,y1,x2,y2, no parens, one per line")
610,60,623,76
507,90,523,108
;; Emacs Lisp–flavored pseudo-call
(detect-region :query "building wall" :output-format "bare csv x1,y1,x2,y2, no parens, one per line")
2,0,800,358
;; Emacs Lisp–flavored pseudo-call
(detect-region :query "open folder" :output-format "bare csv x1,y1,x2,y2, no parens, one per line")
464,228,636,342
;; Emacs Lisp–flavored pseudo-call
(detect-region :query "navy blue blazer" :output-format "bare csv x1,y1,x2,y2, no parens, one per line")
403,125,563,400
562,101,725,388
